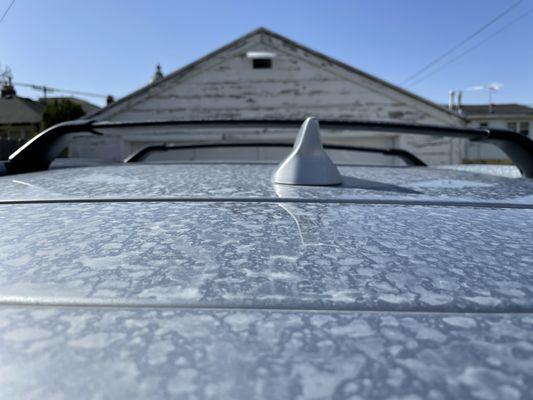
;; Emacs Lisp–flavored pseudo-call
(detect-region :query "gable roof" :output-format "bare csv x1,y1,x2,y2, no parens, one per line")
89,27,464,122
0,95,102,126
39,97,101,115
460,103,533,117
0,96,43,125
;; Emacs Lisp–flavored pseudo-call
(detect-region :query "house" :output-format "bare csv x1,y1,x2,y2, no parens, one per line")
0,82,42,141
0,79,101,159
462,103,532,134
0,81,43,158
79,27,467,164
39,97,101,115
461,104,533,163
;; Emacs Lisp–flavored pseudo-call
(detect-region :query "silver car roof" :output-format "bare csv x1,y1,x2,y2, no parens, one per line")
0,163,531,205
1,163,533,399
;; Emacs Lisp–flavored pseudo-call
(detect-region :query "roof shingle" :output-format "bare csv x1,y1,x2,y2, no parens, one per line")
0,96,43,125
460,103,533,117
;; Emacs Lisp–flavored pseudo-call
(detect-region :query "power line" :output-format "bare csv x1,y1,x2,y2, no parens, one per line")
14,81,109,98
407,6,533,88
401,0,524,86
0,0,15,25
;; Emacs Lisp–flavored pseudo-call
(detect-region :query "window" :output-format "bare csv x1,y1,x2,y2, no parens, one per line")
253,58,272,69
519,121,530,135
479,122,488,128
507,121,530,135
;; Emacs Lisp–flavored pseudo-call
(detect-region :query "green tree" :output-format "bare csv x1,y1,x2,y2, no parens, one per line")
41,99,85,130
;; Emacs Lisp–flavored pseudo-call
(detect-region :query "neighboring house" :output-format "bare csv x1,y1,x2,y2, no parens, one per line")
79,27,466,164
0,80,101,158
0,84,42,141
461,104,533,163
0,82,42,159
39,97,101,115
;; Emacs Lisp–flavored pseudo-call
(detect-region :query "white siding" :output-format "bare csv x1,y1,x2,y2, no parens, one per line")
79,30,465,164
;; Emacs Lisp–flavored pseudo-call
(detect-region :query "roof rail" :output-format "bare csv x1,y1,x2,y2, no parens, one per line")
3,118,533,177
124,141,426,166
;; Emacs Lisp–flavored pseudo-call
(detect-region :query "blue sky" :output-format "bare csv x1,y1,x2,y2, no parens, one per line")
1,0,532,107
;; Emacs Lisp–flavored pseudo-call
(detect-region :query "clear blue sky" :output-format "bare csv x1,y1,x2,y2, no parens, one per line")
1,0,532,107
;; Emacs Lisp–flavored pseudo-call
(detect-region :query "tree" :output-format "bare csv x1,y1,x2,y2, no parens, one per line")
41,99,85,130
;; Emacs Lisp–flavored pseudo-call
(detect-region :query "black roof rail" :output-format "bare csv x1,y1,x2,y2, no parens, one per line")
124,141,427,166
4,120,101,175
3,118,533,177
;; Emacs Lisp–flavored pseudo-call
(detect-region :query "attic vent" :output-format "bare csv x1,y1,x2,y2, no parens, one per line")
247,51,276,69
253,59,271,69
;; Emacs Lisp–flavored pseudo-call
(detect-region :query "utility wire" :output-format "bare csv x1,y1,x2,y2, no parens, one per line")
14,81,109,98
0,0,15,25
407,6,533,88
401,0,524,86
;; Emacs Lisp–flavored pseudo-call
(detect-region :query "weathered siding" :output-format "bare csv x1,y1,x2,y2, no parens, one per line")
79,29,465,164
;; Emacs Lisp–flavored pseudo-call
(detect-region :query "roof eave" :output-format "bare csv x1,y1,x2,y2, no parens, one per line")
465,114,533,120
258,28,466,123
87,28,268,120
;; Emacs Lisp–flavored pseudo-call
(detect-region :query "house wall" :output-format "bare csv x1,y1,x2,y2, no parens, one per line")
76,31,465,165
0,123,39,140
0,123,38,159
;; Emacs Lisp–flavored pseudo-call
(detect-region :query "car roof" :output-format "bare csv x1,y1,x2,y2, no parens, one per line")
1,161,532,312
2,162,533,398
1,198,532,311
0,163,531,205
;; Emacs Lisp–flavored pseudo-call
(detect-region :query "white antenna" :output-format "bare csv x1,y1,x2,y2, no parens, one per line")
273,117,342,186
465,82,503,92
464,82,503,113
